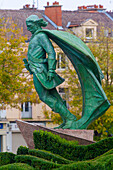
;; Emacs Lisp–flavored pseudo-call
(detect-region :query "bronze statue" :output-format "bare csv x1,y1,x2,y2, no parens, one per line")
24,15,110,129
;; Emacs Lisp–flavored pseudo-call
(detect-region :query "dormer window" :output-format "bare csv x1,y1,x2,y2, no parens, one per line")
86,28,94,39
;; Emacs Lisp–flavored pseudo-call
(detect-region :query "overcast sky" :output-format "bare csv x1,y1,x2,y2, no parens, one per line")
0,0,113,11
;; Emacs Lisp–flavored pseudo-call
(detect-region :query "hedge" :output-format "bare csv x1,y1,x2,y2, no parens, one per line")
17,146,29,155
15,155,37,166
33,130,78,158
15,155,61,169
29,149,72,164
0,152,15,166
33,130,113,161
55,162,93,170
99,148,113,157
0,163,35,170
56,154,113,170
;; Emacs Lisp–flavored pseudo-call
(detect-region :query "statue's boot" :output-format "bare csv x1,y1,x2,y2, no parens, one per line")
53,99,68,129
54,103,77,129
50,88,67,129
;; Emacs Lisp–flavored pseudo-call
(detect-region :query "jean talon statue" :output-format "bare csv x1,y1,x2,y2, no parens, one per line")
24,15,76,129
23,15,110,129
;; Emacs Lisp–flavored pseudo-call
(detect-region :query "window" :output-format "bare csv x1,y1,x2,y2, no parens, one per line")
21,102,32,118
0,105,6,119
86,28,94,39
57,53,68,70
111,30,113,37
59,88,69,108
104,30,109,37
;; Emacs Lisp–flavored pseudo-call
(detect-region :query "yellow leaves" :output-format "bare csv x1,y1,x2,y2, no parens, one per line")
0,18,37,108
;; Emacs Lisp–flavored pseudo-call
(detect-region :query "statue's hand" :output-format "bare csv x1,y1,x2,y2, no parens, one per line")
23,58,28,64
47,70,55,81
23,58,33,75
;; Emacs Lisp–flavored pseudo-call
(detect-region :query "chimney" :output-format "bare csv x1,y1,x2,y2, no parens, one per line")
25,4,30,8
45,1,62,26
47,2,49,6
99,4,103,8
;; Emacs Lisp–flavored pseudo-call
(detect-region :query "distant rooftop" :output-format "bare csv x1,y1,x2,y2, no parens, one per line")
77,4,106,12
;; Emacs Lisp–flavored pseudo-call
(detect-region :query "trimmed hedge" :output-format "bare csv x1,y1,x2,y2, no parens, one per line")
56,154,113,170
29,149,72,164
0,152,15,166
33,130,78,158
0,163,35,170
15,155,61,169
92,148,113,161
55,162,93,170
33,130,113,161
99,148,113,157
15,155,37,166
17,146,29,155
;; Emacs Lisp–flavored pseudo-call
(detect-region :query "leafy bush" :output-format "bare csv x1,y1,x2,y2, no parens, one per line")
29,149,72,164
0,163,35,170
92,148,113,161
33,130,78,158
15,155,61,169
32,157,61,169
33,130,113,161
15,155,37,166
0,152,15,166
56,154,113,170
17,146,29,155
56,161,93,170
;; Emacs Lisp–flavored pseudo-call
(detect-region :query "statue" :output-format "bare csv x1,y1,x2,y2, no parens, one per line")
24,15,110,129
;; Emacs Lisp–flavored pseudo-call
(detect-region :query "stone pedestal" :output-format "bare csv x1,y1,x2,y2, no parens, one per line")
54,129,94,141
16,120,95,149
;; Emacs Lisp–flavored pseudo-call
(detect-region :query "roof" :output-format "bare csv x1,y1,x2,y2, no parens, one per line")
0,9,56,39
107,12,113,19
0,9,113,38
62,11,113,31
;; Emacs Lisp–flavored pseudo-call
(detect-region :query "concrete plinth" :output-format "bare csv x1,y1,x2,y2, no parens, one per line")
16,120,95,149
54,129,94,141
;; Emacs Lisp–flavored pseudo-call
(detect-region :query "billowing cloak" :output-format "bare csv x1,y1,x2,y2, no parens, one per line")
42,29,110,126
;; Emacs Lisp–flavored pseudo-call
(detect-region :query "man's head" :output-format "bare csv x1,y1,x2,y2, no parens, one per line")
26,15,48,34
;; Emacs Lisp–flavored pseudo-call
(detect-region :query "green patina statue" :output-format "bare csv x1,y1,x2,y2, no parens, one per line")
24,15,110,129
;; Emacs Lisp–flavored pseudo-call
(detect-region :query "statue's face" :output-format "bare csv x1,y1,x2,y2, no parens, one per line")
26,21,36,34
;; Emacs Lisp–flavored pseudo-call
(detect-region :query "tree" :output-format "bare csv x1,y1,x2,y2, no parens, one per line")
87,29,113,139
0,18,38,109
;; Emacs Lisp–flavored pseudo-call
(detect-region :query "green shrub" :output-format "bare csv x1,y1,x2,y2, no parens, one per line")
15,155,37,166
32,158,61,169
17,146,29,155
100,148,113,157
0,163,35,170
15,155,61,169
29,149,72,164
55,161,93,170
56,154,113,170
92,148,113,161
91,154,113,170
33,130,113,161
33,130,78,159
0,152,15,166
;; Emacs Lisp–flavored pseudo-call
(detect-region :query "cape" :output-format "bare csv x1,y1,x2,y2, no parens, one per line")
42,29,110,126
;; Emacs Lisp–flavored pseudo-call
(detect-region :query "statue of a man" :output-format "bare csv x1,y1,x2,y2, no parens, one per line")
24,15,76,129
24,15,110,130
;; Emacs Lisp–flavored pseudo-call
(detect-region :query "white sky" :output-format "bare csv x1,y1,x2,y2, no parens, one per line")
0,0,113,11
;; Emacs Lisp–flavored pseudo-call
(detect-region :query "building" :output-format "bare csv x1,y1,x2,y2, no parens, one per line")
0,1,113,153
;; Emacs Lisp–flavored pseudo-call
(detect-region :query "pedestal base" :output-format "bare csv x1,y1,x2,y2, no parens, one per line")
53,129,94,141
16,120,95,149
